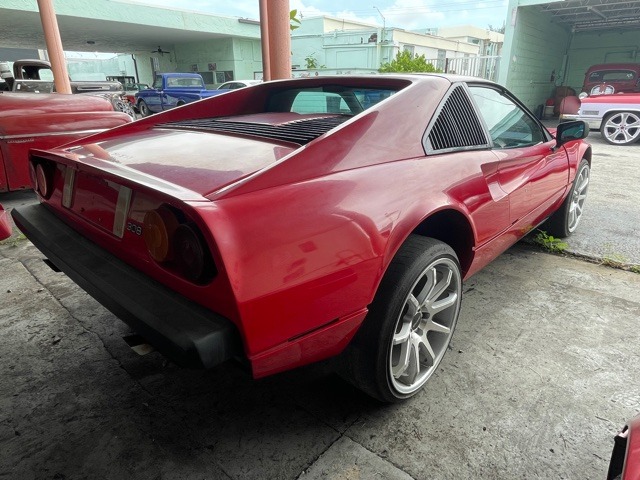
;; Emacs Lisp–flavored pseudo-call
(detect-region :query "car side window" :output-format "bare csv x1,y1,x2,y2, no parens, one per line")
469,86,544,148
152,76,162,89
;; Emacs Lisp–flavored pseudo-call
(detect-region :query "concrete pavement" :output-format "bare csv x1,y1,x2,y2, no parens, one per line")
548,128,640,268
1,131,639,479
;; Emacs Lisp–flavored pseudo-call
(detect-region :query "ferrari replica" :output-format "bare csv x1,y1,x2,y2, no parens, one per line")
12,75,591,402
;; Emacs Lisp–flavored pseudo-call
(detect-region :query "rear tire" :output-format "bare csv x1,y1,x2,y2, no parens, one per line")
339,236,462,403
545,159,589,237
138,100,151,117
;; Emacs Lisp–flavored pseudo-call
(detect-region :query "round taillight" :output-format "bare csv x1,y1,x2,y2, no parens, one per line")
35,163,52,198
29,162,37,189
173,224,206,282
143,207,179,262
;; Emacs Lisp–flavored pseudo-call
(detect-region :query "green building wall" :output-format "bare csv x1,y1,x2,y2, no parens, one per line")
500,1,571,110
564,30,639,92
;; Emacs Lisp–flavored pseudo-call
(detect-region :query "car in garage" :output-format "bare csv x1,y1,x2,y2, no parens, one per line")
11,75,591,402
582,63,640,96
564,92,640,145
0,92,132,192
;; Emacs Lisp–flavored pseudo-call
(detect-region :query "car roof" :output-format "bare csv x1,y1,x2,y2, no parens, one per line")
262,73,498,88
586,63,640,71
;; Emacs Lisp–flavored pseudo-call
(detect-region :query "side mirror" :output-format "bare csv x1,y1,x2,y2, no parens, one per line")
556,120,589,147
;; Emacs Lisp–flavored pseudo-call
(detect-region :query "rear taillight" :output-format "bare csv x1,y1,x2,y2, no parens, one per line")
143,206,179,262
32,161,55,199
173,224,208,282
143,205,214,284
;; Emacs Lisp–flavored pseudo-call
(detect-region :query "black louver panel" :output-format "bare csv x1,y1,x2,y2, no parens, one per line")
157,116,350,145
428,87,488,152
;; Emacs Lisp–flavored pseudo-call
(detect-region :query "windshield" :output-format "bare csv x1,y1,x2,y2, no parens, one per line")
267,86,399,115
588,70,637,83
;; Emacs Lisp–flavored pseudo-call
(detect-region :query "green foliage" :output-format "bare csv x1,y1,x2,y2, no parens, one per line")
533,230,568,253
379,50,441,73
290,9,301,31
304,54,325,69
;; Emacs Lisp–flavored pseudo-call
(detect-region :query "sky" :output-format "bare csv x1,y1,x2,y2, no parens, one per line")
126,0,509,31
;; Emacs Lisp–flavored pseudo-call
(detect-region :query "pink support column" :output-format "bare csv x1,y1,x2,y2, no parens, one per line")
259,0,271,81
36,0,72,94
266,0,291,80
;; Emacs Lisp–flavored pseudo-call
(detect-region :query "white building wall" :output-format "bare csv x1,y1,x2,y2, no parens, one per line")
292,16,481,72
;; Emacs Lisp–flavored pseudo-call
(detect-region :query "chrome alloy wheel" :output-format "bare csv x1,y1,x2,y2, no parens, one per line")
567,162,590,233
603,112,640,145
389,257,461,395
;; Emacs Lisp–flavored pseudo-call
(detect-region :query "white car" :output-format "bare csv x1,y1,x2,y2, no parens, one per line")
216,80,261,91
562,92,640,145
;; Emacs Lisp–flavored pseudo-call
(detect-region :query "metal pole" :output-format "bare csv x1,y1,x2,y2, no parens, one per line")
36,0,72,94
258,0,271,81
266,0,291,80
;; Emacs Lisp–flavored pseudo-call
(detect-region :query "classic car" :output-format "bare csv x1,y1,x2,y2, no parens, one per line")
563,92,640,145
4,59,135,118
11,75,591,402
0,204,10,240
10,59,123,93
0,92,132,192
608,415,640,480
582,63,640,96
135,73,226,116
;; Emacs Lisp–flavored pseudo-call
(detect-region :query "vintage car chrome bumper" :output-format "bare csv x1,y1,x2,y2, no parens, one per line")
12,204,242,369
560,113,602,131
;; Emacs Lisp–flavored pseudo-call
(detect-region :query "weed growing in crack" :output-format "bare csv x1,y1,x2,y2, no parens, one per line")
532,230,568,253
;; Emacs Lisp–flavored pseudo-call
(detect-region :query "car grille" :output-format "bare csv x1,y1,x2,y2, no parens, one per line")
157,116,350,145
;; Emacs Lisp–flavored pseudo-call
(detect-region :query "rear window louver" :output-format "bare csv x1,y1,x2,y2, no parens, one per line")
427,86,488,153
157,116,350,145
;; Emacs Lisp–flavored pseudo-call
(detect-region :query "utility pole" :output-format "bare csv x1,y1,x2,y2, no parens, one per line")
373,6,386,68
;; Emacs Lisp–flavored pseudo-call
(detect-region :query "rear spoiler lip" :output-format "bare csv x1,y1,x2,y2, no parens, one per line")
30,147,209,203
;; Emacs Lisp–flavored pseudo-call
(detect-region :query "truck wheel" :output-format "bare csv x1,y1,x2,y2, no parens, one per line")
339,235,462,402
138,100,151,117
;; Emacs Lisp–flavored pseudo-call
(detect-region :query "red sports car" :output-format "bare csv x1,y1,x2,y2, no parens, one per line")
12,75,591,402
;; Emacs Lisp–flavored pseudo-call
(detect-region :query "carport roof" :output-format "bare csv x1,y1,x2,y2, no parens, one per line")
0,0,260,53
539,0,640,32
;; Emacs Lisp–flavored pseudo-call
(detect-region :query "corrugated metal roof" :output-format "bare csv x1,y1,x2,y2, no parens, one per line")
540,0,640,32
